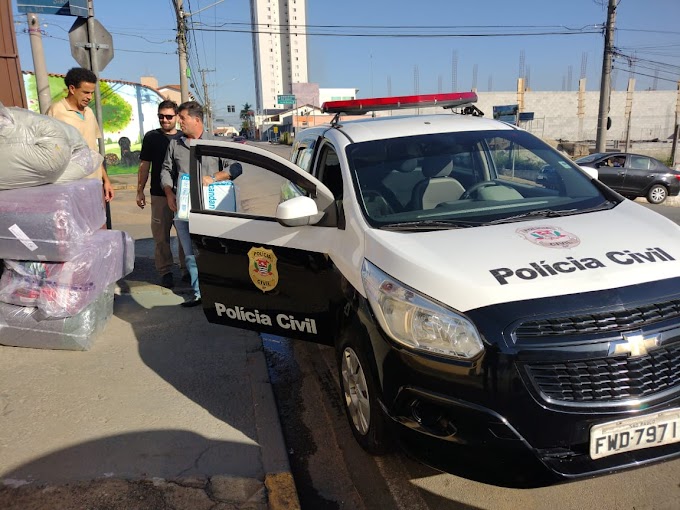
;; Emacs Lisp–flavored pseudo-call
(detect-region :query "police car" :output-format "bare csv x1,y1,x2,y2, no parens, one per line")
186,92,680,483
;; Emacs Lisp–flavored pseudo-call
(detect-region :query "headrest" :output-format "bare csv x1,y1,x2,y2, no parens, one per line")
422,156,453,178
397,158,419,173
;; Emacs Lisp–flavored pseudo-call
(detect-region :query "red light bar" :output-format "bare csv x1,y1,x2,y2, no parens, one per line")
321,91,478,115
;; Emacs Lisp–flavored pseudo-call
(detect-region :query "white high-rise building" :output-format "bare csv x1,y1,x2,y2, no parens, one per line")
250,0,309,111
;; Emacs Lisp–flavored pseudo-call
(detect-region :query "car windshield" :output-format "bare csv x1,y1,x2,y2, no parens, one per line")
346,129,614,229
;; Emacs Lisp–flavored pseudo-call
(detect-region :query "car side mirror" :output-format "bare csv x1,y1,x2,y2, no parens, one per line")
276,196,324,227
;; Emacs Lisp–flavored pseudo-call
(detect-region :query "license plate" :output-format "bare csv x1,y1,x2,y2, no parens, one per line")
590,408,680,460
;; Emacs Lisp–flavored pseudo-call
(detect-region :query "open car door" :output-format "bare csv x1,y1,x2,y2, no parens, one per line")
187,140,342,344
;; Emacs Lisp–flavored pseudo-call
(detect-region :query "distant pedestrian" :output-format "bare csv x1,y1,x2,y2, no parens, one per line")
160,101,243,307
136,100,188,289
47,67,114,202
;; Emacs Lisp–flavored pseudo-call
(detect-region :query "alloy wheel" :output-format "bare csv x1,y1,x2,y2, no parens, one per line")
648,185,667,204
341,347,371,435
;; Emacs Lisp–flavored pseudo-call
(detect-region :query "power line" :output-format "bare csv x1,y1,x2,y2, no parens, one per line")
612,66,680,84
17,31,175,55
188,26,602,38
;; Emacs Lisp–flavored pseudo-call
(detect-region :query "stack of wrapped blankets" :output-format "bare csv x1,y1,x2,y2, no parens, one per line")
0,103,134,350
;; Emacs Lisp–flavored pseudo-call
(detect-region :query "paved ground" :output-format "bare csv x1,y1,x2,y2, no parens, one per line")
0,170,300,510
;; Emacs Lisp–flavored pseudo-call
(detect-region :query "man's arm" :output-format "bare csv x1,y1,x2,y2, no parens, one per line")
161,142,177,212
136,160,151,209
102,166,114,202
201,161,243,185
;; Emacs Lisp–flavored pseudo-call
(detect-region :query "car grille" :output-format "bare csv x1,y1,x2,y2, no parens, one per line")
514,299,680,340
524,341,680,403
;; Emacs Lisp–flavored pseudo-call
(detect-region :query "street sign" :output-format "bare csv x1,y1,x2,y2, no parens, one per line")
17,0,87,16
68,16,114,71
277,94,296,105
493,104,519,125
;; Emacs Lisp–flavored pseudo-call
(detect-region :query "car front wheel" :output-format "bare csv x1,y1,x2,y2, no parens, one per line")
336,326,391,454
647,184,668,204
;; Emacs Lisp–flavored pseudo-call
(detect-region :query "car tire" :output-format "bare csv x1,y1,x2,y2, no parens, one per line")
646,184,668,204
336,325,392,454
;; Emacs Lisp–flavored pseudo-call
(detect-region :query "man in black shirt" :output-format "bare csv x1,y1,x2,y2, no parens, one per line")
136,100,186,288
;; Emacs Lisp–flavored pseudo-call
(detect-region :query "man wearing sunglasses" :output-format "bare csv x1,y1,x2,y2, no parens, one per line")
136,100,187,289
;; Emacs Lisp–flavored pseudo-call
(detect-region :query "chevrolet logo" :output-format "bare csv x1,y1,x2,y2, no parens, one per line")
608,332,659,358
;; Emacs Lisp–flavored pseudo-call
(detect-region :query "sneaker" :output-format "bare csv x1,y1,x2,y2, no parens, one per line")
180,296,202,307
161,273,174,289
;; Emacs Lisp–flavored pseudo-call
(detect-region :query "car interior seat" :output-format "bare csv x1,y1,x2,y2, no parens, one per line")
410,155,466,210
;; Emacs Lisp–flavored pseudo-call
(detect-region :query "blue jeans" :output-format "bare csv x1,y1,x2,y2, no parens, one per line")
174,219,200,299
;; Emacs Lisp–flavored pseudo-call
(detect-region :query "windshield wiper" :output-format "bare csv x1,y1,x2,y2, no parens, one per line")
486,202,615,225
380,219,480,231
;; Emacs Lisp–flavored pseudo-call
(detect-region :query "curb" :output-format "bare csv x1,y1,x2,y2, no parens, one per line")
249,337,301,510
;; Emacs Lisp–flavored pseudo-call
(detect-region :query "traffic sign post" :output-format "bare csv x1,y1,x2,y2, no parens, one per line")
68,16,113,71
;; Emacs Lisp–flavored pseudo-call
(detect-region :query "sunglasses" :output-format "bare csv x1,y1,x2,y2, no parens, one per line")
158,114,176,120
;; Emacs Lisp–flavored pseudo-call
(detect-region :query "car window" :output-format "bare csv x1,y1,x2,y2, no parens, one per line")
629,155,651,170
317,145,343,199
347,129,609,227
292,137,317,173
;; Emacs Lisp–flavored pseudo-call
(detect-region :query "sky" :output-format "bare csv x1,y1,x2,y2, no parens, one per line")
11,0,680,125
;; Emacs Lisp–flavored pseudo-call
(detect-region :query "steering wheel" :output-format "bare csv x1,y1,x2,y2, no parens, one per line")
460,180,502,200
362,191,395,217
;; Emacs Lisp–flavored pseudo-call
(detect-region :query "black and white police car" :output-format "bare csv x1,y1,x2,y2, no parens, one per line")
186,92,680,484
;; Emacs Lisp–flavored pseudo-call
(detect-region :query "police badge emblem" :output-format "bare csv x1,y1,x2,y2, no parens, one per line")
248,247,279,292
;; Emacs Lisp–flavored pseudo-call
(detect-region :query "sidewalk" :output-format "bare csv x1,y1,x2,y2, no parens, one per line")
0,183,299,510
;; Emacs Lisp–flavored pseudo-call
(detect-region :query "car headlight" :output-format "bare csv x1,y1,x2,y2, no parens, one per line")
361,260,484,359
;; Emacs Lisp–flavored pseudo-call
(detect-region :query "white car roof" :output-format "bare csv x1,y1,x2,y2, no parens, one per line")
329,114,517,144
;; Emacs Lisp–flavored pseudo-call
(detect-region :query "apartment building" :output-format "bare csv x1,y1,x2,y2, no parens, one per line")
251,0,309,111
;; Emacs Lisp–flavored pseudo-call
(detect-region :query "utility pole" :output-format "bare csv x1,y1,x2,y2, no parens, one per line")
85,0,110,228
596,0,617,153
199,68,215,133
672,80,680,168
173,0,190,102
86,0,105,159
173,0,224,104
27,13,51,114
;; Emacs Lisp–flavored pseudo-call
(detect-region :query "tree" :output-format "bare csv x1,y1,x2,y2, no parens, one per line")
240,103,254,137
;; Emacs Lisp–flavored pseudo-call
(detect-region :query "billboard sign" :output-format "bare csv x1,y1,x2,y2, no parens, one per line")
17,0,88,16
277,94,296,105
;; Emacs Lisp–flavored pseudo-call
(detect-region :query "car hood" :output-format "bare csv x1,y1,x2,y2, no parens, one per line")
363,201,680,312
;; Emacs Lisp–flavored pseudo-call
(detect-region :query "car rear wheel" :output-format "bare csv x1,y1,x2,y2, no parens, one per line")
336,326,391,454
647,184,668,204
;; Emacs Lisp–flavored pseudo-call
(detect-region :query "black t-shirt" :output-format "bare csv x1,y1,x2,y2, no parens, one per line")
140,128,182,196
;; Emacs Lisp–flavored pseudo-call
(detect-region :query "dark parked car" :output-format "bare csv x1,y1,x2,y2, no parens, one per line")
575,152,680,204
232,136,247,144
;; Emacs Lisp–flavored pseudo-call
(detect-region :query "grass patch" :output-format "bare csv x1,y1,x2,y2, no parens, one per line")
107,165,138,176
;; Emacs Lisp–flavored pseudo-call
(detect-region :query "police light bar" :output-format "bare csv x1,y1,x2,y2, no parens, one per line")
321,91,478,115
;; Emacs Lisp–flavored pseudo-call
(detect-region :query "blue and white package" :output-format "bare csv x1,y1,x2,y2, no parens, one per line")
176,174,237,220
176,173,192,221
205,181,236,212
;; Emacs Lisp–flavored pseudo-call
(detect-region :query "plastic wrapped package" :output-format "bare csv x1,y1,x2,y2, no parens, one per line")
0,104,100,189
0,179,106,261
176,173,238,221
0,230,134,318
0,283,114,351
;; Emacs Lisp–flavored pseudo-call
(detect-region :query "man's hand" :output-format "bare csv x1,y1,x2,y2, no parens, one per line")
167,191,177,212
103,180,115,202
136,190,146,209
202,174,216,186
